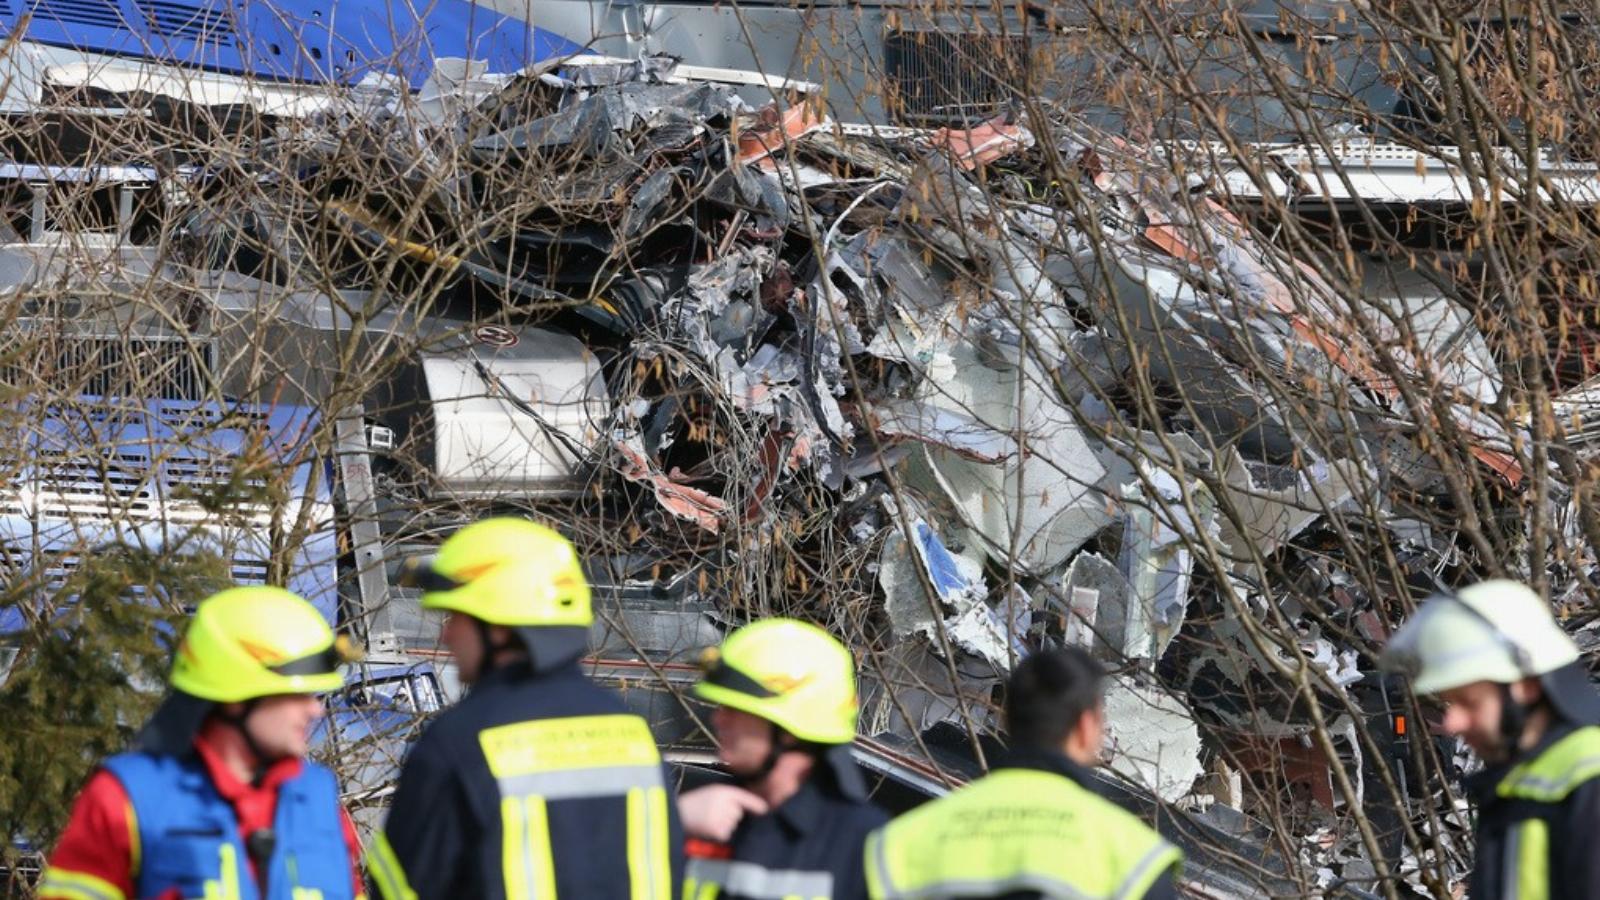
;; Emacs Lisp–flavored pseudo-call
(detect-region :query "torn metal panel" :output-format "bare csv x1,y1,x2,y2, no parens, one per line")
1551,372,1600,453
928,117,1035,170
864,237,948,313
942,599,1021,672
664,245,778,355
1102,676,1205,804
1054,551,1135,660
718,344,806,417
704,163,792,233
1303,639,1363,690
906,340,1112,573
738,102,827,165
1118,467,1217,663
1083,250,1309,462
1358,264,1520,485
413,57,514,127
472,81,743,157
862,399,1019,463
858,636,1002,740
1214,448,1366,567
877,514,1018,672
1078,139,1521,485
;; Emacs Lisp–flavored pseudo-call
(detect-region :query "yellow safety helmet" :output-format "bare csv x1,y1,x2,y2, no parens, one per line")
695,618,858,745
401,517,593,669
172,586,353,703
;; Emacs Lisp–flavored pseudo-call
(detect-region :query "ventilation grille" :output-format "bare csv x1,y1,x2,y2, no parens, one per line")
26,452,154,517
1,335,211,402
28,0,125,29
883,30,1031,124
137,0,233,44
0,547,268,596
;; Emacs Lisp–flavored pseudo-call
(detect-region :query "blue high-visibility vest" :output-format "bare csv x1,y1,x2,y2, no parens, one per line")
103,751,354,900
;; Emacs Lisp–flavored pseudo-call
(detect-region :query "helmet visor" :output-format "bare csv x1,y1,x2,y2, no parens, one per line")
696,647,777,699
398,556,466,593
269,635,362,678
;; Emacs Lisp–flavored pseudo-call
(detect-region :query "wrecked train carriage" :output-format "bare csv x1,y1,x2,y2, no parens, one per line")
106,61,1534,888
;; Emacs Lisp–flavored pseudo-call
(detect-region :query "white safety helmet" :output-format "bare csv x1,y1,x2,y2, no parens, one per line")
1381,579,1579,695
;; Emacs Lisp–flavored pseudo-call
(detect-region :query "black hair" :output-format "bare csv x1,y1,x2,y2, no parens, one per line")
1004,647,1106,750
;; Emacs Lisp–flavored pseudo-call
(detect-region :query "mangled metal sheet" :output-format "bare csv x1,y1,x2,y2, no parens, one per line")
1119,466,1218,663
1213,449,1367,570
613,435,728,534
1055,551,1135,660
472,81,745,157
1103,676,1205,805
904,341,1114,574
863,399,1020,463
877,511,1020,672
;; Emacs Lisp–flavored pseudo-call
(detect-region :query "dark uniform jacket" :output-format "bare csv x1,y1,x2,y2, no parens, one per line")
1466,721,1600,900
686,769,888,900
373,660,685,900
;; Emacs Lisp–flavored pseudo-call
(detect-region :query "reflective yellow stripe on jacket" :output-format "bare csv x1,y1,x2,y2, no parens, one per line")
1498,726,1600,803
480,713,673,900
369,832,417,900
1503,819,1549,900
36,869,127,900
1493,726,1600,900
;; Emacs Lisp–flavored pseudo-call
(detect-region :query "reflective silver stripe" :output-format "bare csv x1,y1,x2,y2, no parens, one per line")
684,859,834,900
517,797,541,900
1504,823,1522,900
497,764,664,800
685,857,717,884
873,872,1095,900
1114,842,1179,900
1504,755,1600,797
867,829,894,898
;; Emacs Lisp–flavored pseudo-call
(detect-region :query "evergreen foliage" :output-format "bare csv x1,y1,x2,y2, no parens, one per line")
0,545,229,896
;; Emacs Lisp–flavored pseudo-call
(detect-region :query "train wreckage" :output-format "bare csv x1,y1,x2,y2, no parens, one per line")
3,16,1600,896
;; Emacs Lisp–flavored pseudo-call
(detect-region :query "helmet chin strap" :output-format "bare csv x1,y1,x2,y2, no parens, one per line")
471,618,522,684
1497,682,1532,758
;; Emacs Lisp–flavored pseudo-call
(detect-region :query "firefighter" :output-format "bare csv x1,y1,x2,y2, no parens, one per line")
368,517,683,900
39,586,366,900
679,618,888,900
864,646,1181,900
1381,579,1600,899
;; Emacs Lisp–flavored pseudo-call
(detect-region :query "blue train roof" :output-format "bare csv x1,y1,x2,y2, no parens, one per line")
1,0,584,87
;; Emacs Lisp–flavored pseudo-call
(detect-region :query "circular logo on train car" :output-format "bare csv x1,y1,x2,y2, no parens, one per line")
474,325,519,348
